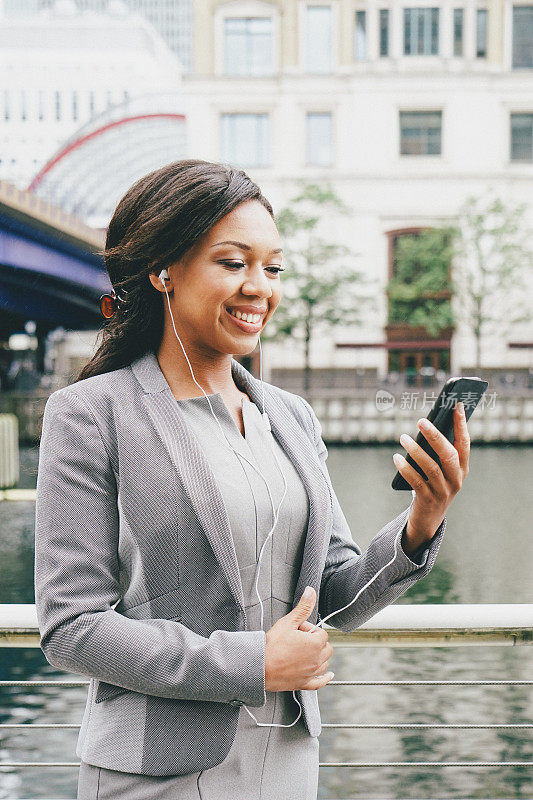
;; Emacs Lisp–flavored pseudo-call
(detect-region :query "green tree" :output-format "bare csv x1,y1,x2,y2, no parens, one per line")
387,227,456,337
262,182,377,396
451,193,533,369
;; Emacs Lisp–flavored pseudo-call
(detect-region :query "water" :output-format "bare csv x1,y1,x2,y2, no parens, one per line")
1,444,532,799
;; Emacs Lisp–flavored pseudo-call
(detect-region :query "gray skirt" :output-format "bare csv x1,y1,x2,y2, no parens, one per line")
77,688,319,800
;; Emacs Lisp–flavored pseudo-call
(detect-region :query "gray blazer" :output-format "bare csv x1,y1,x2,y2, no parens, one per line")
34,349,446,776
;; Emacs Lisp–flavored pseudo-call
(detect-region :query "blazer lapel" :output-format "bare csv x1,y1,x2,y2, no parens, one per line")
130,350,332,617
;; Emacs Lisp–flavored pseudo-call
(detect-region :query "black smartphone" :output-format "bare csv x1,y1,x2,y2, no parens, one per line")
391,376,489,491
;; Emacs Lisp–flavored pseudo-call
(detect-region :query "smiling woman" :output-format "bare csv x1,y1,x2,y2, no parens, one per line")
35,159,330,800
35,158,448,800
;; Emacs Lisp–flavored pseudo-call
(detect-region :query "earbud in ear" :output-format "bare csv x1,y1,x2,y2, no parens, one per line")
159,269,169,284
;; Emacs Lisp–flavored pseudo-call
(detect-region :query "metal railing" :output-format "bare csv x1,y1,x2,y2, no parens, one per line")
1,603,532,779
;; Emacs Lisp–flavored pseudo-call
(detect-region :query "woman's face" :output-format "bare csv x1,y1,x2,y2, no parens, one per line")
153,199,284,357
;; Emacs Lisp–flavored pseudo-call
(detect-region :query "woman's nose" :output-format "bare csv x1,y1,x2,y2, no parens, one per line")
242,271,272,298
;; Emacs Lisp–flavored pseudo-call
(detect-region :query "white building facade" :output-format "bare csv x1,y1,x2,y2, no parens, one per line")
186,0,533,378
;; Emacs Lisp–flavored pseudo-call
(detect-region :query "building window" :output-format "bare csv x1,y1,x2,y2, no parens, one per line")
380,9,390,56
55,90,61,121
512,5,533,69
21,90,26,121
400,110,442,155
38,90,44,121
3,90,9,121
106,90,113,109
403,8,439,55
511,113,533,160
476,8,488,58
89,90,95,117
72,90,78,121
305,5,333,73
354,10,366,61
220,113,270,167
453,8,464,56
306,112,333,165
224,17,273,75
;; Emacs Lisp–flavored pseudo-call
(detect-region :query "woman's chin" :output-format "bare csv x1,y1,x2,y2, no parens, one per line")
231,340,259,356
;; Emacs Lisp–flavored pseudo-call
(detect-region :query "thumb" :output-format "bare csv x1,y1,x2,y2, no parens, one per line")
290,586,316,625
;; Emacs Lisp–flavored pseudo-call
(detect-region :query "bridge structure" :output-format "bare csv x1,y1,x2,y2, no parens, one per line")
0,179,109,369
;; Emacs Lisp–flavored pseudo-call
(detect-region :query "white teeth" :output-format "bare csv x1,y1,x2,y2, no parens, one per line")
229,309,261,323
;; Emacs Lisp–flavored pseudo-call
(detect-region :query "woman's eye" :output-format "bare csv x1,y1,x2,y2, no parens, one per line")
219,261,246,269
219,260,285,275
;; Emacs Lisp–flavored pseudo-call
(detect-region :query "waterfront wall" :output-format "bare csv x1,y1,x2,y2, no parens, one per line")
307,394,533,444
1,391,533,445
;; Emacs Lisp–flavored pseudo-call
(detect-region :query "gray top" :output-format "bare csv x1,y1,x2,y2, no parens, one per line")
174,392,310,633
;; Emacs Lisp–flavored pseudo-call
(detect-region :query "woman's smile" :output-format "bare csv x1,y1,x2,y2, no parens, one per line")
224,306,265,333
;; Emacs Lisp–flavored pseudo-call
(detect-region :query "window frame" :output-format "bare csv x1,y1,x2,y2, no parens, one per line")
299,1,338,74
305,110,334,166
354,8,367,61
403,7,440,56
222,15,274,76
475,7,488,59
510,111,533,162
214,1,279,77
219,111,271,168
511,4,533,69
399,109,443,157
453,7,464,57
379,7,390,57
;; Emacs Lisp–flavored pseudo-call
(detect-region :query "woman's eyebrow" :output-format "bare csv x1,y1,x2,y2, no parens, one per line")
210,240,283,254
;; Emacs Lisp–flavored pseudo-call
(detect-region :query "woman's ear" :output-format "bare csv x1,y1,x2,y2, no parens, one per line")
148,269,173,293
148,271,164,292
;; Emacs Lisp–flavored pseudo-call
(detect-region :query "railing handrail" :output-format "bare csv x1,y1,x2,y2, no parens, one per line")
1,603,532,647
1,604,532,780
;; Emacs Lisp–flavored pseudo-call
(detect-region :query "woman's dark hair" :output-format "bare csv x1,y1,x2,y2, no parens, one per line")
73,159,274,382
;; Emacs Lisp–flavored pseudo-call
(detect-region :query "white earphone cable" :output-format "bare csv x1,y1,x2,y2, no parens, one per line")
159,271,407,729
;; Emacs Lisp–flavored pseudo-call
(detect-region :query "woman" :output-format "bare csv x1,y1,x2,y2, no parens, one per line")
34,159,469,800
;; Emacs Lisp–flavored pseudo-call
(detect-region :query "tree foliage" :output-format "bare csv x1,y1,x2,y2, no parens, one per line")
387,227,456,337
450,193,533,368
263,181,377,391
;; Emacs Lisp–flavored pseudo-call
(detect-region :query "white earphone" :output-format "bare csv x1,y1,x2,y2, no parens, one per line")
157,268,408,729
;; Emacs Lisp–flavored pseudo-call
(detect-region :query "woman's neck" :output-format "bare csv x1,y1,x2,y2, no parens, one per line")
155,342,240,399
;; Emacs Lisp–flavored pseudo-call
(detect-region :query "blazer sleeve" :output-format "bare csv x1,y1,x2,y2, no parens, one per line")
298,397,446,633
34,388,266,707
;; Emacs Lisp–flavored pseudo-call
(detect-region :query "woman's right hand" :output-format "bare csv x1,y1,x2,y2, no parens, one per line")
264,587,335,692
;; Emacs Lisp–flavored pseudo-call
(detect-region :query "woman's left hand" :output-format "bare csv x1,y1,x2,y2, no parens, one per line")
393,401,470,546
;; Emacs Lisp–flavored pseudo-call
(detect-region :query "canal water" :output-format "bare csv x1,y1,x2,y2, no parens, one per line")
1,443,532,799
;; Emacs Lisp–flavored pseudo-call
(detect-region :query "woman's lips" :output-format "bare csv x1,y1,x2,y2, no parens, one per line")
225,307,263,333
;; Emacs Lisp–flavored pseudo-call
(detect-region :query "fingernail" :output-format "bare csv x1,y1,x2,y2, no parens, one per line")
458,401,465,414
302,586,313,600
393,453,405,466
418,418,430,430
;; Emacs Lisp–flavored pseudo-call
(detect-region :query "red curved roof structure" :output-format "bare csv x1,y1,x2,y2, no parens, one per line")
27,111,187,227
